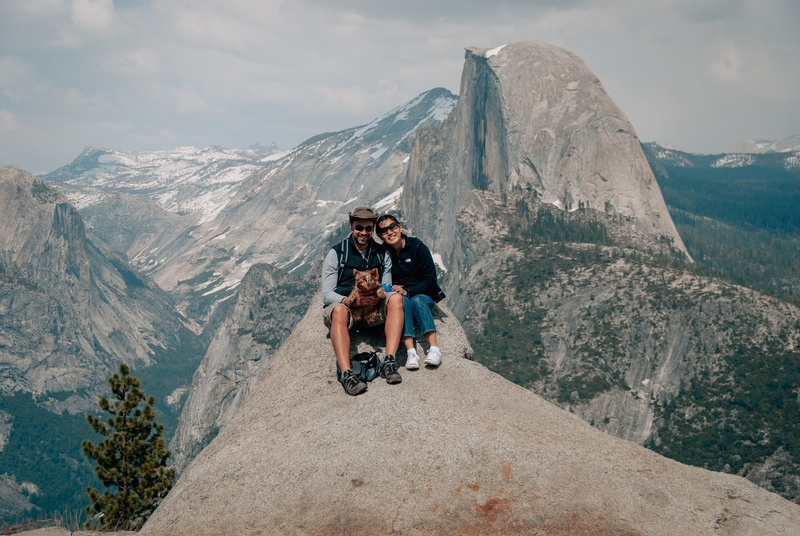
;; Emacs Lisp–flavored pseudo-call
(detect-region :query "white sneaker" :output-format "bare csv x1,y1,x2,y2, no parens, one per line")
424,346,442,367
406,352,420,370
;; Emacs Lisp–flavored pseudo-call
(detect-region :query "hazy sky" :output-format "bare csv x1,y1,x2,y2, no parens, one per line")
1,0,798,173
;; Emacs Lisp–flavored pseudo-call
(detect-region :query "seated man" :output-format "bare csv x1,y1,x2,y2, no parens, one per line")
321,207,404,395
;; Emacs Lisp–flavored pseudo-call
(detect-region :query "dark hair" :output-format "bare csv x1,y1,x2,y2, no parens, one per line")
376,214,405,238
376,214,399,229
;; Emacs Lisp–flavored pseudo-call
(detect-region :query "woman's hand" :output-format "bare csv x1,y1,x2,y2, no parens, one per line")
392,285,407,296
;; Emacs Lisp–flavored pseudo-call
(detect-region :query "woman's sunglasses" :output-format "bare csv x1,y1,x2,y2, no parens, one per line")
378,222,399,236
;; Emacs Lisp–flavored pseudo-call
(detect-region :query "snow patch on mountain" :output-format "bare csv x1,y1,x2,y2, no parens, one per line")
426,94,457,123
485,44,507,58
43,145,283,223
374,186,403,212
431,253,447,273
370,144,388,160
712,154,755,168
60,188,110,210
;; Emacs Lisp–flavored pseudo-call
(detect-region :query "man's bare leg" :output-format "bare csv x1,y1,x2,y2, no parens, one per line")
384,293,404,357
330,305,352,372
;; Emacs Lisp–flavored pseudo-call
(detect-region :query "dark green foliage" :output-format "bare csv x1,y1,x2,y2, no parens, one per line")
669,210,800,308
470,239,620,395
505,201,613,247
82,364,174,531
0,326,204,524
557,373,615,403
0,393,96,525
472,298,549,386
30,179,59,204
135,325,208,436
657,165,800,235
649,343,800,502
469,219,622,392
645,146,800,308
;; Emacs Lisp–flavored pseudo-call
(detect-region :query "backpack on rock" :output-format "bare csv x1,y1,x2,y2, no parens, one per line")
336,351,382,383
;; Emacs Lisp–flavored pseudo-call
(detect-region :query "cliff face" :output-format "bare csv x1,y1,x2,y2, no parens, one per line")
0,166,204,518
0,166,190,404
168,264,313,472
141,296,800,535
402,42,687,294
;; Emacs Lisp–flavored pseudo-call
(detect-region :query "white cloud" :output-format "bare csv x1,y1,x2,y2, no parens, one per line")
0,56,36,99
0,110,21,131
174,87,209,115
711,40,744,82
0,56,107,114
69,0,114,35
0,0,798,172
103,48,161,75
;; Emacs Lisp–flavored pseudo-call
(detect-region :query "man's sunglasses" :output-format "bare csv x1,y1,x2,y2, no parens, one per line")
378,222,399,235
353,224,374,233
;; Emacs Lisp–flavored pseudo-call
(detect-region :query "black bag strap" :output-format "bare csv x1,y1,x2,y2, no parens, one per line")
335,237,350,289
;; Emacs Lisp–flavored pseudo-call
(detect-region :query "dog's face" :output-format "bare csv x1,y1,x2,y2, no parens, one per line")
353,268,379,293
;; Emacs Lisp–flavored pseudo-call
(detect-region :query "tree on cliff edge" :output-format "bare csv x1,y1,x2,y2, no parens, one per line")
82,363,174,530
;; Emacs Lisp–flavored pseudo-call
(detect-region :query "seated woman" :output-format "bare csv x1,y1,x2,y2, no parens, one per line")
376,214,446,369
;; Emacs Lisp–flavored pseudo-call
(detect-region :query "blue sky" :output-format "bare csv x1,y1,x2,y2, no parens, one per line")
1,0,798,173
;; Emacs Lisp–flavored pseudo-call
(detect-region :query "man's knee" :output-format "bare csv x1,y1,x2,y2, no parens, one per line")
330,304,350,325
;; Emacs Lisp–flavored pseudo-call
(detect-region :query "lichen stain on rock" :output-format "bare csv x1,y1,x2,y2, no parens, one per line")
502,460,512,481
467,482,480,492
475,497,511,521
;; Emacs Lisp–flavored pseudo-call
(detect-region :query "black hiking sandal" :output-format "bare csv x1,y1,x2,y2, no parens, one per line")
340,369,367,396
380,354,402,384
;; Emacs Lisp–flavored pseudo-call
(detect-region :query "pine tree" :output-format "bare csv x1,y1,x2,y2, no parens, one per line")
82,363,174,530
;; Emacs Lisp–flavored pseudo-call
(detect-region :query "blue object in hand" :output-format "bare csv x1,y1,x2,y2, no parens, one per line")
382,283,392,293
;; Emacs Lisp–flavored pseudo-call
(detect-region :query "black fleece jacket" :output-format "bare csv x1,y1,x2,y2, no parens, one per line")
387,235,444,301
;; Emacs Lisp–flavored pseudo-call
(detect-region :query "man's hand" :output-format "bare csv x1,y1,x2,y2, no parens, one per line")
354,294,379,307
392,285,407,296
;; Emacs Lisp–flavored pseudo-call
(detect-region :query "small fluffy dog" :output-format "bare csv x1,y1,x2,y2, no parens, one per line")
342,268,386,326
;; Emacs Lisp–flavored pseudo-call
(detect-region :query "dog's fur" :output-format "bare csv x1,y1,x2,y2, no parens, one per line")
342,268,386,326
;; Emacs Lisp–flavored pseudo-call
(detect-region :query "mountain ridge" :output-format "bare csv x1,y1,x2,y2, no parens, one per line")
46,88,458,327
734,135,800,154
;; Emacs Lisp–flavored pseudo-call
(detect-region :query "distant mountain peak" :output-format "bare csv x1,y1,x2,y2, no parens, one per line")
247,141,281,154
402,41,689,296
734,135,800,154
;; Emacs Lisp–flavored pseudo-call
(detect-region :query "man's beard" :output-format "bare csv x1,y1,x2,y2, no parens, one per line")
354,233,370,247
